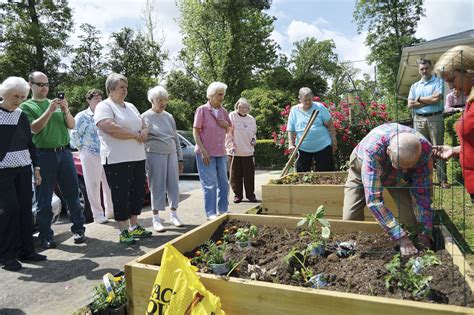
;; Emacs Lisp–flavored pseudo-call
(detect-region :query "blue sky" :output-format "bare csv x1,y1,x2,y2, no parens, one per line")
68,0,473,76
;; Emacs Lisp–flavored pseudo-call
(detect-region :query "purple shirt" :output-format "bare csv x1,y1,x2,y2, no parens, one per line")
193,102,232,157
355,123,433,240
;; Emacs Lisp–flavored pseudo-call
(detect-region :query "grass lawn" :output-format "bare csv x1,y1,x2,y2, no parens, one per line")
433,185,474,264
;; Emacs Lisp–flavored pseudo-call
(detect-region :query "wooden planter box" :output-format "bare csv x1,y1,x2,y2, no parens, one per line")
125,214,474,315
261,171,398,220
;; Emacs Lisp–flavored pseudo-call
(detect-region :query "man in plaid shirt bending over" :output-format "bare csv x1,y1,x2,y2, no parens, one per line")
343,123,433,256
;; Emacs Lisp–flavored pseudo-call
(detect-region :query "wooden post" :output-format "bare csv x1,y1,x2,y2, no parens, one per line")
280,110,319,177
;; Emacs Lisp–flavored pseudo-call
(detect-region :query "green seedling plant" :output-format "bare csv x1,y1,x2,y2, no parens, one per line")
284,247,314,283
297,205,331,252
385,250,441,298
193,240,228,266
235,225,258,243
302,173,314,184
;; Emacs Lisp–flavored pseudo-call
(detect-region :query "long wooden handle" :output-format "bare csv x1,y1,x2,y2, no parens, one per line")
280,110,319,177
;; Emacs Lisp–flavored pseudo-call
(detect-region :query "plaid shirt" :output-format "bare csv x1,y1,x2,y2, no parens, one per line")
355,123,433,240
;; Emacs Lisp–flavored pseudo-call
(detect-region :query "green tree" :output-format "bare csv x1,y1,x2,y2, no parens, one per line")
166,99,194,131
290,37,339,96
108,27,168,112
353,0,425,91
0,0,73,86
241,87,294,139
165,70,206,110
70,23,106,82
177,0,278,105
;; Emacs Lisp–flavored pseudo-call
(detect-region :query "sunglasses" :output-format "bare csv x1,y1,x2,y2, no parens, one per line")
31,82,50,87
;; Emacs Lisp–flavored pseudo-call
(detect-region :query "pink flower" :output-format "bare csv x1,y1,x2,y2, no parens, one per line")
272,131,278,142
279,138,285,145
283,149,291,156
371,111,377,117
342,135,348,142
313,96,320,102
280,124,287,132
321,101,328,108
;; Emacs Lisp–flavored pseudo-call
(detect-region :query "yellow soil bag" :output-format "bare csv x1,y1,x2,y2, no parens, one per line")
146,243,226,315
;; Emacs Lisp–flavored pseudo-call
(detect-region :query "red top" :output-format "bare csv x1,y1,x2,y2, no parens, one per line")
456,100,474,193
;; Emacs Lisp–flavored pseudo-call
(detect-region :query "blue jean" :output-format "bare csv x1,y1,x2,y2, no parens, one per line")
196,154,229,217
36,149,85,241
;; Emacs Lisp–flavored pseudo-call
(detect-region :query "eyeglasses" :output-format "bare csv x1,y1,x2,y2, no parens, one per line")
31,82,49,87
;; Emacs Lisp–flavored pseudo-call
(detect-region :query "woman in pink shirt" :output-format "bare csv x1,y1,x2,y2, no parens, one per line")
226,98,258,203
193,82,232,220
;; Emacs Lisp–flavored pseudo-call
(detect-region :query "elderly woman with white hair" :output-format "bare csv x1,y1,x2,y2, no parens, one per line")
0,77,46,271
225,98,258,203
287,87,337,172
94,73,152,245
142,86,184,232
193,82,232,220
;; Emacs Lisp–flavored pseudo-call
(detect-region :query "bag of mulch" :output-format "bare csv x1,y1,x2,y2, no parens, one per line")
146,243,225,315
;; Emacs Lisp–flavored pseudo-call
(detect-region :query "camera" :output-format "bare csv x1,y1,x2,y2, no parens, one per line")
57,91,65,100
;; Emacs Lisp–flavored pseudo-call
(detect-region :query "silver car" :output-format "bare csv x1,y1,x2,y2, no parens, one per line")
177,130,198,175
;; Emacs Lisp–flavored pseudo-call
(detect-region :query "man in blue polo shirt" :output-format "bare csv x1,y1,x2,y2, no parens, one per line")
408,59,449,188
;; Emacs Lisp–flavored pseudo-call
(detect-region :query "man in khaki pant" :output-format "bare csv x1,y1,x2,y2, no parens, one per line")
342,123,434,256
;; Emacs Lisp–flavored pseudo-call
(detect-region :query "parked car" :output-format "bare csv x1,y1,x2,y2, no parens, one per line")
74,131,197,222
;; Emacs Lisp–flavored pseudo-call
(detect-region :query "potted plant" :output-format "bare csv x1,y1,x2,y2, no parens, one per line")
234,225,258,249
89,273,127,315
195,240,230,275
297,205,331,256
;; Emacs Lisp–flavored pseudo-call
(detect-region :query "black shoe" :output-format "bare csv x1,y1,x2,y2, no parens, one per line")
247,197,260,203
19,252,47,262
41,239,57,249
2,259,22,271
234,197,242,203
73,233,86,244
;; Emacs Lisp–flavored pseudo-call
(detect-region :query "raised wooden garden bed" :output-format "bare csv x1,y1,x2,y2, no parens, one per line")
261,171,398,220
125,214,474,315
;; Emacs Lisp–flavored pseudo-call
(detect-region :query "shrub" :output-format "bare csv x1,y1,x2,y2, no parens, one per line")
272,96,391,170
445,112,464,185
254,139,288,168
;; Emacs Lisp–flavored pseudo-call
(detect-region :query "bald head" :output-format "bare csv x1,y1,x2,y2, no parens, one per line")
388,133,422,170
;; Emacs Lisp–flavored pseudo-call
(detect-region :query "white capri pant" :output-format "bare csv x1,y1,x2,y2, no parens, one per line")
79,149,113,219
145,152,180,211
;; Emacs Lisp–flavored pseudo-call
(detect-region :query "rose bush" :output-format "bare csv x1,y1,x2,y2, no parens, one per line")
273,96,391,170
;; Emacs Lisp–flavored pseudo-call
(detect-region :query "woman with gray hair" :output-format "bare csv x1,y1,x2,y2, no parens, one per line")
0,77,46,271
142,86,184,232
287,87,337,172
225,98,258,203
193,82,232,220
94,73,152,245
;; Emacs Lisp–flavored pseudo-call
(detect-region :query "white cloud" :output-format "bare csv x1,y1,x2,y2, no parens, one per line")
417,0,474,40
285,20,371,77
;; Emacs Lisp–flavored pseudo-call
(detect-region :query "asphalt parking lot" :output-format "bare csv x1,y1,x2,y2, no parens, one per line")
0,171,278,315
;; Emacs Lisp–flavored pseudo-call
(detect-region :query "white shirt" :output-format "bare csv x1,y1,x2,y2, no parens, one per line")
93,98,146,165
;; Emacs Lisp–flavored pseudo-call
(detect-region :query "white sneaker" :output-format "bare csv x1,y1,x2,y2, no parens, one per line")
94,216,108,224
207,214,218,221
170,216,184,227
153,219,166,232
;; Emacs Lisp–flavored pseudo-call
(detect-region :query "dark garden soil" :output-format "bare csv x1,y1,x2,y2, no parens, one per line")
185,219,474,307
269,173,347,185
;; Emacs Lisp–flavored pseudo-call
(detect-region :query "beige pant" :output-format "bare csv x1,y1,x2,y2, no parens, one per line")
342,151,417,226
414,113,446,182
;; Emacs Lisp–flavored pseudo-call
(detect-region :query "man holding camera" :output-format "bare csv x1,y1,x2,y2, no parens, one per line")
21,71,86,249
